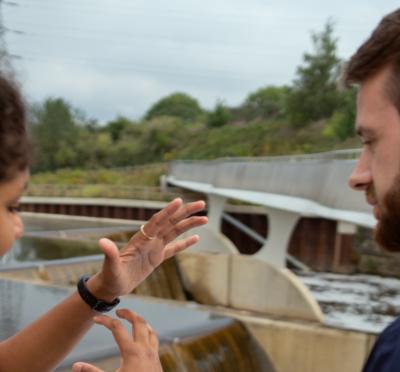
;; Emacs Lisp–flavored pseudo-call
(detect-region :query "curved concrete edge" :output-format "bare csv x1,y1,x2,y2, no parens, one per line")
281,268,324,322
177,251,324,323
182,225,239,254
176,251,231,305
230,255,324,323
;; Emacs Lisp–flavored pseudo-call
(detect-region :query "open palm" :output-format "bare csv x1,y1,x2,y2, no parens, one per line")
90,198,207,299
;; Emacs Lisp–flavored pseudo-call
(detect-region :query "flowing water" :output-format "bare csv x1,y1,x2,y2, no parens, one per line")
298,271,400,334
0,279,274,371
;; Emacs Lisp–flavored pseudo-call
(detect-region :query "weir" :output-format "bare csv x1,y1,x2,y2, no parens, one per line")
0,278,274,371
0,213,391,372
1,215,276,371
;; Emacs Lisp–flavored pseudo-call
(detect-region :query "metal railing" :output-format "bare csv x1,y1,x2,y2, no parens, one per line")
169,148,361,168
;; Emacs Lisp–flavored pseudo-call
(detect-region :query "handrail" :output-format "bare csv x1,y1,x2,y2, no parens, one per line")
168,148,361,166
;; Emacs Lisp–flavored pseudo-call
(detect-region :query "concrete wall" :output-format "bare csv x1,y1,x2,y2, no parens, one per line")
169,155,370,213
243,317,376,372
176,251,323,322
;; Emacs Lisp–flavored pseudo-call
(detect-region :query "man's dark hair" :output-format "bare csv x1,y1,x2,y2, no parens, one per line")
343,9,400,111
0,74,30,182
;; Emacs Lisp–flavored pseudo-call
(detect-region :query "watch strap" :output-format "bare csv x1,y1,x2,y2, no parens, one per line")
77,275,120,313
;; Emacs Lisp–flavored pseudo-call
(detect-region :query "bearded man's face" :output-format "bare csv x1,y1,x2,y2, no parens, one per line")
349,65,400,251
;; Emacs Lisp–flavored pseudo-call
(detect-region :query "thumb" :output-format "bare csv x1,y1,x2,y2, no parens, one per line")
72,362,104,372
98,238,121,274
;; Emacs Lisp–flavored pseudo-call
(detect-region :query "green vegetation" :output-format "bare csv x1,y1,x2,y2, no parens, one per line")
239,86,290,121
286,20,344,127
31,164,166,186
207,100,232,128
144,92,205,122
29,21,359,188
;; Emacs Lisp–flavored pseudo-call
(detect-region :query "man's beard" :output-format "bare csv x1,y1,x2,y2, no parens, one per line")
374,173,400,251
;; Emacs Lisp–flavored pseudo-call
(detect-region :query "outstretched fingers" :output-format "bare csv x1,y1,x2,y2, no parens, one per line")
138,199,206,241
138,198,183,240
163,235,200,260
167,200,206,225
161,216,208,243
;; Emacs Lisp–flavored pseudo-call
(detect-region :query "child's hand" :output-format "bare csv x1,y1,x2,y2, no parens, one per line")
86,198,208,301
72,309,163,372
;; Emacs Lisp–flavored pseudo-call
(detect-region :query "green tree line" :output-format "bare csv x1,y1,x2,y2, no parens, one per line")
29,21,357,174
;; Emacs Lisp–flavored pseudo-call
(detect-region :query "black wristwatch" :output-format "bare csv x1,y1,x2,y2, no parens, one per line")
77,275,120,313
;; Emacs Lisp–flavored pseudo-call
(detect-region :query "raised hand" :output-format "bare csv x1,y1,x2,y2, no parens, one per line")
72,309,162,372
87,198,207,300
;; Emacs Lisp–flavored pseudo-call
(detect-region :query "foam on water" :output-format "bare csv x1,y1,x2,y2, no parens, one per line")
298,271,400,334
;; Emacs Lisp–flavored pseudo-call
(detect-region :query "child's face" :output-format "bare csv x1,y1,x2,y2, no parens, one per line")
0,169,29,256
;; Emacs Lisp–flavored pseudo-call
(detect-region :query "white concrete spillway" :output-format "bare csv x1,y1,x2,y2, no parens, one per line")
166,149,375,269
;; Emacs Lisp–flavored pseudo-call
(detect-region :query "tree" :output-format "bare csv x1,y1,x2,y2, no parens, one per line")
144,92,204,122
240,86,290,121
207,100,231,128
106,116,133,142
286,20,342,127
31,98,79,171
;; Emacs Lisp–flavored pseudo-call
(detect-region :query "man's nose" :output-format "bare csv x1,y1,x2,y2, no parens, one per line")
348,155,372,191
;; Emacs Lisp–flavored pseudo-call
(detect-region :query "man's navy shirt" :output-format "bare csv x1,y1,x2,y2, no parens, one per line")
363,317,400,372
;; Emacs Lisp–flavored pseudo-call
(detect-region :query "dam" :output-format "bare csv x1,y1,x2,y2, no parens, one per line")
3,149,392,372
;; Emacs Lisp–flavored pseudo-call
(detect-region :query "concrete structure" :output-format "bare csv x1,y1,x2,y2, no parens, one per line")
0,254,373,372
177,251,324,323
167,149,375,268
241,314,374,372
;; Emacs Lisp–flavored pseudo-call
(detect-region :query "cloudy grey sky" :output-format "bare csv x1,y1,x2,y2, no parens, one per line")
3,1,399,123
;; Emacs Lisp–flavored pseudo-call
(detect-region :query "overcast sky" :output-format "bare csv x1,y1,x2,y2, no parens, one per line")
3,1,399,123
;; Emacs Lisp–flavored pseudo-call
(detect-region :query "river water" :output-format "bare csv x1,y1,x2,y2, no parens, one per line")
2,214,135,264
299,271,400,334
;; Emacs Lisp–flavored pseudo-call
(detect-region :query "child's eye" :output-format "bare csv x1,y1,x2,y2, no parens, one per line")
7,205,20,213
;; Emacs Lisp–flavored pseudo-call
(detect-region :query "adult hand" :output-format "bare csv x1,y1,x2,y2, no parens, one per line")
72,309,162,372
87,198,207,301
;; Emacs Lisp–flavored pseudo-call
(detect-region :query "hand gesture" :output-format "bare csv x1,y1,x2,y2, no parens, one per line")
87,198,207,300
72,309,162,372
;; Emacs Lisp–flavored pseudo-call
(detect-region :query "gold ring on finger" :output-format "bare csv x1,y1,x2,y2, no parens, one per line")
140,224,156,240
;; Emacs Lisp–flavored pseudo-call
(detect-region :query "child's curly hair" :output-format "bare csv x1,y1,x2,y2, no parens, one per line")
0,74,31,182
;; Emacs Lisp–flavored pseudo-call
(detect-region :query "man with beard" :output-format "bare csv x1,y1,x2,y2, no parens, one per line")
345,8,400,372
